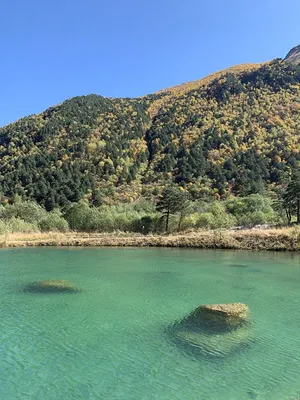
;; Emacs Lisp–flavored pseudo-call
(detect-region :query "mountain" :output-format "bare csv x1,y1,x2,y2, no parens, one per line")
0,49,300,209
285,44,300,64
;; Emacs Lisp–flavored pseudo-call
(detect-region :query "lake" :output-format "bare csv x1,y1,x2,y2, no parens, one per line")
0,247,300,399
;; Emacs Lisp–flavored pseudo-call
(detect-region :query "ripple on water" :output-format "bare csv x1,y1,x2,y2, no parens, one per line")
0,247,299,399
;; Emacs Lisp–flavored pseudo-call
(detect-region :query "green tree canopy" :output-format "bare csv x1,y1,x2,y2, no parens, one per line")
283,173,300,224
156,185,189,232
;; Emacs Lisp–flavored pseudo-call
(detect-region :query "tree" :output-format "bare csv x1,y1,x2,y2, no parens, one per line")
156,185,189,232
63,201,91,230
283,174,300,224
273,187,294,225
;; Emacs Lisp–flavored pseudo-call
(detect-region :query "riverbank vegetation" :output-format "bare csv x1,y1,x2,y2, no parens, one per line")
0,195,280,235
0,174,299,237
1,227,300,251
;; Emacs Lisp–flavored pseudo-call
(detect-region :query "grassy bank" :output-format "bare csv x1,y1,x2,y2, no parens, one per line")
1,228,300,251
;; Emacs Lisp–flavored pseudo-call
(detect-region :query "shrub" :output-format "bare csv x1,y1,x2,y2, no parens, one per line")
38,210,69,232
196,213,215,229
0,220,8,235
64,201,92,230
195,202,237,229
179,214,199,231
225,194,277,226
136,216,156,234
7,218,39,233
0,200,47,223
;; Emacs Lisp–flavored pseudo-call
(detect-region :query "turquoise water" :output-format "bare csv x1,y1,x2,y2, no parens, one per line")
0,248,300,400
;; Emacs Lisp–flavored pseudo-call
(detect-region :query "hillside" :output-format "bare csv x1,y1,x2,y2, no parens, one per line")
0,51,300,209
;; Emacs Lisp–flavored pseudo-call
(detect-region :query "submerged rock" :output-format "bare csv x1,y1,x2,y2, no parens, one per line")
23,280,80,293
198,302,249,318
171,323,254,357
168,302,253,357
229,264,248,268
194,303,248,324
185,303,249,333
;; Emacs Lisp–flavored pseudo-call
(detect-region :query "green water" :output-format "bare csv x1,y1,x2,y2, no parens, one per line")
0,248,300,400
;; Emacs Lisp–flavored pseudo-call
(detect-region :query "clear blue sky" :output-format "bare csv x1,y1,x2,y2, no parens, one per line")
1,0,299,126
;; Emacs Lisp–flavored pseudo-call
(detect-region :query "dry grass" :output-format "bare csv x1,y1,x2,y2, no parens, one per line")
0,227,299,251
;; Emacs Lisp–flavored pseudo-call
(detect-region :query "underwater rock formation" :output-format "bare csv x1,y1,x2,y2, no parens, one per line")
23,280,80,293
193,303,249,327
168,303,253,357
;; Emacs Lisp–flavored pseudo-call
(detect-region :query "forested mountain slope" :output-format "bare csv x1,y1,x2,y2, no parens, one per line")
0,51,300,209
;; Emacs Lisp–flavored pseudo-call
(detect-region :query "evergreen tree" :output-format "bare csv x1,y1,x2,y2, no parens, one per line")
156,185,189,232
283,174,300,224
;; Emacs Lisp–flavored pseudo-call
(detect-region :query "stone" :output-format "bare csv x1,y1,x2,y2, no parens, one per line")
23,280,80,293
167,302,252,357
196,302,249,321
186,303,249,332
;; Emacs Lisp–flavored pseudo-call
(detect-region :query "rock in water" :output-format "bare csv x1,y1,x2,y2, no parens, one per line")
195,303,248,322
197,302,248,318
23,280,80,293
168,303,252,357
186,303,249,333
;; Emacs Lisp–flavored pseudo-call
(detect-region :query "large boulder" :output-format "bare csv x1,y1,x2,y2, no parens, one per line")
191,303,249,329
167,303,253,357
198,303,248,318
23,280,81,293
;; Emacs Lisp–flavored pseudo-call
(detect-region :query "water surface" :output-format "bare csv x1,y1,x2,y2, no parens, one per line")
0,248,300,399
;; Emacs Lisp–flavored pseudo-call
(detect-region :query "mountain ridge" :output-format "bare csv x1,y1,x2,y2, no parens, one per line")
285,44,300,64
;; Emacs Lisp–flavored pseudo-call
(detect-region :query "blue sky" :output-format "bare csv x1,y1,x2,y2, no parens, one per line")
1,0,299,126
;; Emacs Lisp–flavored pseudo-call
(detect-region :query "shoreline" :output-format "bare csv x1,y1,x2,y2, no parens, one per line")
0,228,300,251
